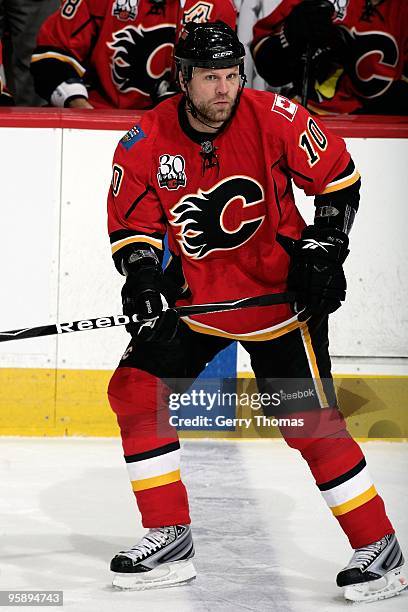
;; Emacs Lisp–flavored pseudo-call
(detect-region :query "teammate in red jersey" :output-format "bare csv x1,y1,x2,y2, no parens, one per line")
0,40,13,106
251,0,407,115
30,0,237,109
106,21,406,601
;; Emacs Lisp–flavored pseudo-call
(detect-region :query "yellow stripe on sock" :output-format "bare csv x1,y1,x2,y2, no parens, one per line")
131,469,181,492
331,485,377,516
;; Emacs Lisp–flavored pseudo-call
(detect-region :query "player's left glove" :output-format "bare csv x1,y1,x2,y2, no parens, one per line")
121,249,179,343
285,226,349,322
122,281,179,343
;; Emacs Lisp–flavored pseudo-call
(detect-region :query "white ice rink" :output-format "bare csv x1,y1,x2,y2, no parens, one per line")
1,438,407,612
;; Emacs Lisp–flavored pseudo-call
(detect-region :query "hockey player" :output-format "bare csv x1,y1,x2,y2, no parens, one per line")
106,20,407,602
0,0,59,105
30,0,237,109
0,40,13,105
251,0,408,115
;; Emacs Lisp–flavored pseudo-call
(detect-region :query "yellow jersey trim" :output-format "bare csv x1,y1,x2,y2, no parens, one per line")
31,52,85,77
111,235,163,255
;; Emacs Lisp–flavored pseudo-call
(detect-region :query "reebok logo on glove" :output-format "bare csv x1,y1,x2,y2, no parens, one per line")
301,239,334,252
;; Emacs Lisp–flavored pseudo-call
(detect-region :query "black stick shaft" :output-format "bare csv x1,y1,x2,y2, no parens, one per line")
0,291,295,342
176,291,294,316
301,44,312,108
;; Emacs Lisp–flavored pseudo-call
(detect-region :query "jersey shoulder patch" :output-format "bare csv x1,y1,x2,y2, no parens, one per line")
120,124,146,150
271,95,298,122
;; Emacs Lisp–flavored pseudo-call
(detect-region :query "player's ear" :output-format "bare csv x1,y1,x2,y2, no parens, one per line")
178,71,187,93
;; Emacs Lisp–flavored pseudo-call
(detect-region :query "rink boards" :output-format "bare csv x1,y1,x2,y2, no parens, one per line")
0,112,407,437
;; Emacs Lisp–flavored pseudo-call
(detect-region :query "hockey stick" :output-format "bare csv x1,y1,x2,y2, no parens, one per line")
301,44,312,107
0,291,295,342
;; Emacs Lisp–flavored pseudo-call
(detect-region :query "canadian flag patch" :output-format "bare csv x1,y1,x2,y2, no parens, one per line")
271,95,298,122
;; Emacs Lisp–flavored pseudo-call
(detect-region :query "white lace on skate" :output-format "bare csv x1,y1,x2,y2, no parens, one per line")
111,525,196,591
119,527,174,562
347,537,387,571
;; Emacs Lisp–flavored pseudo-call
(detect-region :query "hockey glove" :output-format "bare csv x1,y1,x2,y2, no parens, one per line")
284,0,335,53
285,226,349,322
150,71,178,106
121,250,179,342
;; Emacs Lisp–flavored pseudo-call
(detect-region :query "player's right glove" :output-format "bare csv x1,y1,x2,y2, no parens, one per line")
284,226,349,322
121,249,179,342
283,0,335,53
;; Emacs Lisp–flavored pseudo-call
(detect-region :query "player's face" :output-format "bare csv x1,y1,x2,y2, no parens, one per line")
186,66,240,125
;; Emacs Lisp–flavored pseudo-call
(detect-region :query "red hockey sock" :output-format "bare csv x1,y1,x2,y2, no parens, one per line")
108,367,191,527
282,409,394,548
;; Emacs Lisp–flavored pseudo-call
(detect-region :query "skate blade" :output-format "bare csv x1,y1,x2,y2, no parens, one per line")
112,559,196,591
343,567,408,603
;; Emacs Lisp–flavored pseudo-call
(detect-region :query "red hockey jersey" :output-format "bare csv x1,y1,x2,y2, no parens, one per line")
108,89,359,340
252,0,407,114
0,40,13,105
31,0,237,109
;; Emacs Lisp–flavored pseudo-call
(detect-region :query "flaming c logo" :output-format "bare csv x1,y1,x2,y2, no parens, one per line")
170,177,266,260
108,25,176,95
339,27,399,98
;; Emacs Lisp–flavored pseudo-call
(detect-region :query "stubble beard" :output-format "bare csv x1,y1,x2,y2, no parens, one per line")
193,97,235,126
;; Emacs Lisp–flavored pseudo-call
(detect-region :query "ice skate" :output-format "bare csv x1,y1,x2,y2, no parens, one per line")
337,534,407,603
110,524,196,590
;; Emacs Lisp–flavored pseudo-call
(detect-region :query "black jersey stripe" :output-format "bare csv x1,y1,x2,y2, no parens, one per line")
318,458,366,491
72,17,94,38
286,165,313,182
331,159,356,183
124,187,150,219
271,157,284,217
272,177,281,216
124,441,180,464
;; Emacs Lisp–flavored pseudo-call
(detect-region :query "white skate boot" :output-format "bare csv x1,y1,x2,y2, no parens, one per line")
337,534,407,603
110,524,196,590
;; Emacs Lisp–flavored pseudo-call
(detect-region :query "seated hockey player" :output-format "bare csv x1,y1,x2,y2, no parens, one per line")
0,0,59,105
30,0,237,109
251,0,408,115
106,20,407,602
0,40,13,105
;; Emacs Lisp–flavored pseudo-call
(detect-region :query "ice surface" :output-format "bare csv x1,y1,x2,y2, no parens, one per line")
0,438,407,612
